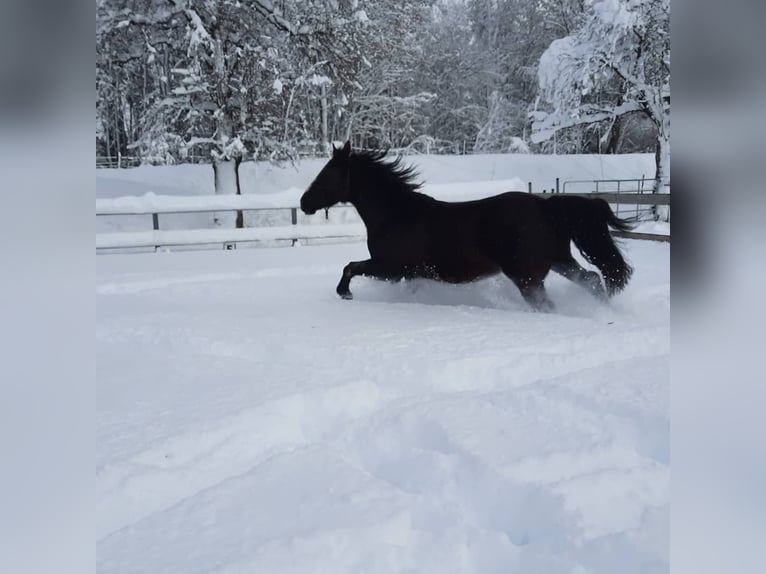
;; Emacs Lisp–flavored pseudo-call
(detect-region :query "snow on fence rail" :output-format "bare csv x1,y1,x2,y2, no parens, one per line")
96,190,305,215
96,192,350,251
96,186,669,252
96,223,367,250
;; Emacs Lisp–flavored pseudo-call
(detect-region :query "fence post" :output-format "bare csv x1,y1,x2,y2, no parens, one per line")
152,212,160,252
616,180,621,217
291,207,298,246
556,177,559,194
528,181,532,194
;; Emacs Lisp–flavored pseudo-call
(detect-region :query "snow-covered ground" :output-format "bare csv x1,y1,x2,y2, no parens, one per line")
97,238,669,573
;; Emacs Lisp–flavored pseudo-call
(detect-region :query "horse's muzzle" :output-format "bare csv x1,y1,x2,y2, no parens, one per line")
300,197,316,215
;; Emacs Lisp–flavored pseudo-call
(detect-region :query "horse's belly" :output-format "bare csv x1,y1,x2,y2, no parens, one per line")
368,219,501,283
433,256,500,283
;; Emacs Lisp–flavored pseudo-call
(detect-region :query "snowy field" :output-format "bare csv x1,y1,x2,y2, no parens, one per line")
97,237,669,573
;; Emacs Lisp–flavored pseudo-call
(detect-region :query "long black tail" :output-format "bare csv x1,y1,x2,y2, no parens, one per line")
546,196,635,296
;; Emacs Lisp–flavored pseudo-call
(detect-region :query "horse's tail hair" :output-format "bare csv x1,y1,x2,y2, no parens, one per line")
597,198,637,233
547,196,634,296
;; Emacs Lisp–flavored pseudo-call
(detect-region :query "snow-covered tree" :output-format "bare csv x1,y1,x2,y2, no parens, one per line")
97,0,374,226
532,0,670,193
411,1,485,151
333,1,437,149
95,0,665,183
463,0,564,152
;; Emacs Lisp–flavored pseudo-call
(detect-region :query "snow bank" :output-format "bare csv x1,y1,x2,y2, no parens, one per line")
96,153,656,200
96,180,528,215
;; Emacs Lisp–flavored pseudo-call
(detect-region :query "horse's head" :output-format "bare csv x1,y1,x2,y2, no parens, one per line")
300,141,352,214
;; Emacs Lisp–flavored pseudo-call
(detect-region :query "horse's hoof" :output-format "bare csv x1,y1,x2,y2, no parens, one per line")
338,291,353,300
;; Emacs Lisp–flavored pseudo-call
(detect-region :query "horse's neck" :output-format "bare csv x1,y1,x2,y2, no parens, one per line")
349,171,399,233
350,189,389,234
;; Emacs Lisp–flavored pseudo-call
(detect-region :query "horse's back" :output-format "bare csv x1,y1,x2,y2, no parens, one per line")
422,192,555,281
468,192,562,267
447,192,549,233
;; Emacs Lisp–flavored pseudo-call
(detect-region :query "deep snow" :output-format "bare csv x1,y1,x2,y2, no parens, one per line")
97,239,669,574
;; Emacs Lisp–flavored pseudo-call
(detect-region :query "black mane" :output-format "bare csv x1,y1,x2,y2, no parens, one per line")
351,150,423,194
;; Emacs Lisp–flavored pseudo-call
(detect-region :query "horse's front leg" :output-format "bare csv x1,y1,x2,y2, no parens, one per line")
336,259,400,299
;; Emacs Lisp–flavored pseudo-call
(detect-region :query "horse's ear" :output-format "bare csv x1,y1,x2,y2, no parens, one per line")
342,140,351,156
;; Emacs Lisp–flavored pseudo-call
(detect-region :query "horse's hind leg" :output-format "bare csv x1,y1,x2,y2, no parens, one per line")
336,259,401,299
519,281,555,312
503,272,555,312
552,256,606,300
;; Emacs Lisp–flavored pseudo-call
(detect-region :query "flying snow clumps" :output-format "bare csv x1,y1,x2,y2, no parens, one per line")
353,9,369,24
272,79,283,95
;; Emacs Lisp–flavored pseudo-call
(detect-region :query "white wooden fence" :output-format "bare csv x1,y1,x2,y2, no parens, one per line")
97,219,366,250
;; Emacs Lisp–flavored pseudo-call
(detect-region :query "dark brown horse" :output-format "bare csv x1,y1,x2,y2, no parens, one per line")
300,142,634,311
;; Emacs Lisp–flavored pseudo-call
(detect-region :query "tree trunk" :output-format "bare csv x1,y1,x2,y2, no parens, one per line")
653,130,670,221
606,115,622,154
213,158,242,228
103,113,112,166
320,84,329,154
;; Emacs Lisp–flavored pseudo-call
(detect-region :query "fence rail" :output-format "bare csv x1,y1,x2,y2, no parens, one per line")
97,221,366,250
560,177,669,220
96,155,212,169
611,230,670,243
95,143,488,169
564,192,669,205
